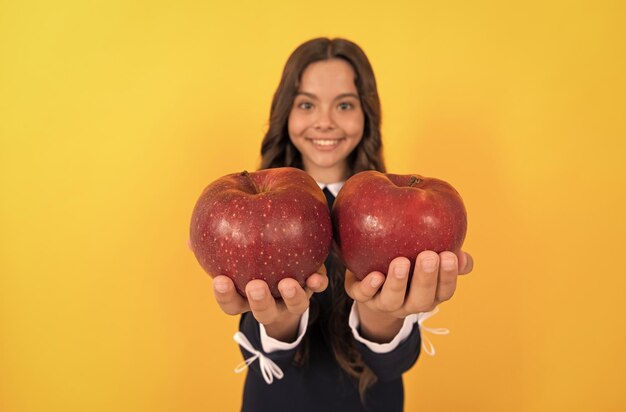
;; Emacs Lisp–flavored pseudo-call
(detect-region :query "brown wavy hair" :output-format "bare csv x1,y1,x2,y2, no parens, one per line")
258,37,387,401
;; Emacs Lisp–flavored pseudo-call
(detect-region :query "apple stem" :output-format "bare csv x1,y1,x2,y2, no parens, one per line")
408,176,422,187
241,170,259,193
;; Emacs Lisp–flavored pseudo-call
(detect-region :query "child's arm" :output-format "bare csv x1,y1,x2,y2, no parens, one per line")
212,265,328,341
343,250,472,380
346,251,473,343
212,267,328,381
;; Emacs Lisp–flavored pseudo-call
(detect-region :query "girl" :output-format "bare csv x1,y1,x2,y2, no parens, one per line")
211,37,473,412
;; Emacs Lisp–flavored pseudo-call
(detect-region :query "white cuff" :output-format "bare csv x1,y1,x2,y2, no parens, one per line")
348,301,418,353
259,309,310,353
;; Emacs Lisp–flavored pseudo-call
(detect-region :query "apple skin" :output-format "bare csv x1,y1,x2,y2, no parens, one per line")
332,171,467,280
189,167,332,298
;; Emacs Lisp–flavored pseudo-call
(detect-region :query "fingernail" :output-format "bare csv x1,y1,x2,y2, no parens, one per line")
214,280,228,294
370,277,383,288
394,265,409,279
249,288,265,301
281,286,296,298
422,259,437,272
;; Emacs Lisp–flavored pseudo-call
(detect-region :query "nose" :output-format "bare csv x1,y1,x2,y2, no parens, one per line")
314,107,335,131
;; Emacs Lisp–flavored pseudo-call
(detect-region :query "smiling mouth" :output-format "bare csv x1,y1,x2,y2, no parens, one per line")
306,138,344,147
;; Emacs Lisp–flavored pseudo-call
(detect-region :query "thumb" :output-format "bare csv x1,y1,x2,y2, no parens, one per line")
458,251,474,275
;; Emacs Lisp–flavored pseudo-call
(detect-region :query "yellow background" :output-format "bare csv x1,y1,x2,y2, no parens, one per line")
1,0,625,411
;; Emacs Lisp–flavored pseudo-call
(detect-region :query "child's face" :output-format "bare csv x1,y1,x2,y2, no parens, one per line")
288,58,364,183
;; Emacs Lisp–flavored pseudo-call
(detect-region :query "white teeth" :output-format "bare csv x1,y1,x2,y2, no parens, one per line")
311,139,340,146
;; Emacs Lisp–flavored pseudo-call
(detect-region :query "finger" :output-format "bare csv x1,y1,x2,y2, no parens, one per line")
245,280,279,325
458,251,474,275
345,269,385,302
377,257,411,312
406,251,439,313
213,275,249,315
278,278,310,315
436,251,458,303
305,271,329,295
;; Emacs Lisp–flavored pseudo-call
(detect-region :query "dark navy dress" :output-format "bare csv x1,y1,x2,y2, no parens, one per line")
238,188,421,412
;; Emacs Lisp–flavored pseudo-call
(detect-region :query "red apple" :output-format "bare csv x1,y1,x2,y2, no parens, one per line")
189,167,332,298
332,171,467,280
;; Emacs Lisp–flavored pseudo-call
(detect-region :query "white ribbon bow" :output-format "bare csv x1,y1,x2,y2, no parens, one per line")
416,306,450,356
233,331,284,384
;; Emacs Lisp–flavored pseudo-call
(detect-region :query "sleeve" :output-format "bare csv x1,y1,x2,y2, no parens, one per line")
260,309,309,353
237,310,309,379
349,302,422,381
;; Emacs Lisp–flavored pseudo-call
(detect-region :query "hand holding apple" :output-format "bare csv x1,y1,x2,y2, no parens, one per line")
189,167,333,298
332,171,468,280
345,250,473,342
211,266,329,341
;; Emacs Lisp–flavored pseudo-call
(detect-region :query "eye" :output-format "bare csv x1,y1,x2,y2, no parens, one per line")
338,102,354,110
297,101,313,110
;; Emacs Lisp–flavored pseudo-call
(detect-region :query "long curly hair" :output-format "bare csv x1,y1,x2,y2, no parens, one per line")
258,37,387,401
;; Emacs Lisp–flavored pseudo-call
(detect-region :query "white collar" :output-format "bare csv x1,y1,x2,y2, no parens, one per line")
316,181,344,198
